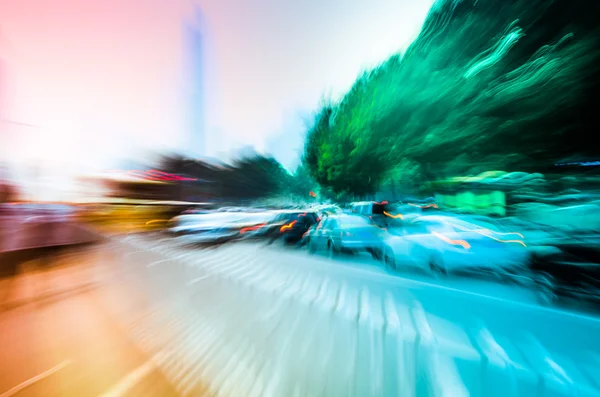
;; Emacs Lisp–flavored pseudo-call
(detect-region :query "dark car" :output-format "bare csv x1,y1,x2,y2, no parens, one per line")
350,201,422,228
267,210,320,245
349,201,393,227
529,240,600,305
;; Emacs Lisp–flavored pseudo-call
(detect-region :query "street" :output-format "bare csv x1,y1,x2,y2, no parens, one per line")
2,0,600,393
138,232,543,308
1,231,600,396
116,233,600,396
0,245,180,397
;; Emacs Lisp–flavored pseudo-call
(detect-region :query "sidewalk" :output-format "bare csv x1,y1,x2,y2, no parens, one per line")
0,243,102,310
0,245,180,397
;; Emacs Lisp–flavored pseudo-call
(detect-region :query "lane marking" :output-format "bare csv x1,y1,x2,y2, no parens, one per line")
147,258,172,268
124,250,146,258
0,360,71,397
187,274,211,285
99,356,162,397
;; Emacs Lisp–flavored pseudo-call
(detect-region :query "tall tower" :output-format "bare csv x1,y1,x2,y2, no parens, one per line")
183,7,206,159
0,57,5,126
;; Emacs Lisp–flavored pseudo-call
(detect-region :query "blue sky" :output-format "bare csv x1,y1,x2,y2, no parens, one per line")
199,0,434,169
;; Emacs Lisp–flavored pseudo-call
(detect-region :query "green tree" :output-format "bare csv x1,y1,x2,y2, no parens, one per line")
303,0,600,195
159,153,295,202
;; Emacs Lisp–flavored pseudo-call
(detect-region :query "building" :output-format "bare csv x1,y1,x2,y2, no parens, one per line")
0,57,5,124
183,7,207,159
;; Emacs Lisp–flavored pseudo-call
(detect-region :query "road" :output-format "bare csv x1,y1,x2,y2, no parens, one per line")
141,232,543,308
1,231,599,396
117,233,600,396
0,245,180,397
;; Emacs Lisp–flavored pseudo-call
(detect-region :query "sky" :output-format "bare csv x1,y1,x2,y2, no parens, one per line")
0,0,433,198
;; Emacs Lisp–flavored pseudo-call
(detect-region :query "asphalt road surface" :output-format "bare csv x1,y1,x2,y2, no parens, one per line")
117,233,600,396
129,231,600,317
1,231,599,396
141,232,543,306
0,245,180,397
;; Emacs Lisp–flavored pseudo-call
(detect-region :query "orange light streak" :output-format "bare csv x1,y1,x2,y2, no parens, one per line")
431,231,471,250
408,203,438,209
280,220,297,232
383,211,404,219
240,223,267,234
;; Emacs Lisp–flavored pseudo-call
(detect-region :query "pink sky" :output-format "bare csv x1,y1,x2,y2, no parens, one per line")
0,0,432,198
1,0,192,166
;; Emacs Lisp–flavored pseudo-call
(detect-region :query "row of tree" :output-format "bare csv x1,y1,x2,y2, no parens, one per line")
159,154,318,203
302,0,600,198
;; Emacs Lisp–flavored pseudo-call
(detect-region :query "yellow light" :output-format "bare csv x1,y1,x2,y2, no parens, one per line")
451,223,525,241
280,220,297,232
408,203,438,209
432,231,471,250
480,234,527,247
383,211,404,219
145,219,169,225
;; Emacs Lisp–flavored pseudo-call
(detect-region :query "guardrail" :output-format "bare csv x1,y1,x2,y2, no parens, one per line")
98,235,600,397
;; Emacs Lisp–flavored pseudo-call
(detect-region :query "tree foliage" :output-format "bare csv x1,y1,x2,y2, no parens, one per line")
303,0,600,196
159,154,314,203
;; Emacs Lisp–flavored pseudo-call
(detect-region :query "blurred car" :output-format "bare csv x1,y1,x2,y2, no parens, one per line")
266,210,320,245
350,201,389,227
216,207,238,212
306,214,385,258
299,221,319,248
237,211,280,239
314,204,342,217
168,212,251,243
350,200,420,227
182,208,212,215
528,240,600,305
77,203,178,233
381,215,530,276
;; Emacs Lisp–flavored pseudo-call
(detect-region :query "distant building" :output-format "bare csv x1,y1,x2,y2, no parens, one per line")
182,7,207,159
0,58,5,124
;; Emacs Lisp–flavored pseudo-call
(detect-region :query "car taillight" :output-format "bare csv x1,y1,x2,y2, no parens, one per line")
280,220,297,232
343,231,353,237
